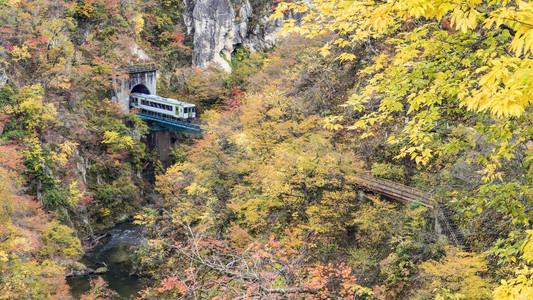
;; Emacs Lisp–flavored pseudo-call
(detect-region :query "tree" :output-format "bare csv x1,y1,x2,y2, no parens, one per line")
0,140,82,299
415,247,494,299
273,0,533,279
80,276,118,300
137,224,374,300
144,36,448,297
494,231,533,299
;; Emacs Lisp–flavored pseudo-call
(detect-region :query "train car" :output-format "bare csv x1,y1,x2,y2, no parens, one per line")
130,93,196,122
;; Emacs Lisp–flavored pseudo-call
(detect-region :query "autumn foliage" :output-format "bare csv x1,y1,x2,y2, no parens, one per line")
0,140,82,299
137,224,372,299
3,0,533,297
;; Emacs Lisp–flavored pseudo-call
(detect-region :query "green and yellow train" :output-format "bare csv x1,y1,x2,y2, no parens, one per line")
130,93,196,122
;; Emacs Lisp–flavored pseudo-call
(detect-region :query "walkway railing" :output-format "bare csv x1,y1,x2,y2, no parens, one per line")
355,172,467,249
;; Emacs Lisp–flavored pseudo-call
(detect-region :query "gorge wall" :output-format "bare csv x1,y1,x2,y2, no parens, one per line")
183,0,281,72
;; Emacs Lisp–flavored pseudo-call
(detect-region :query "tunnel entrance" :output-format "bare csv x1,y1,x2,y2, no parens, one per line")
131,84,150,95
129,84,151,110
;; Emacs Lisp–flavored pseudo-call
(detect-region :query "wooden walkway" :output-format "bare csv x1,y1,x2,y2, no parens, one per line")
354,173,468,249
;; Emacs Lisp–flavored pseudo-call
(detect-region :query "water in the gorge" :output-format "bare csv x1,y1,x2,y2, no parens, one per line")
67,222,146,299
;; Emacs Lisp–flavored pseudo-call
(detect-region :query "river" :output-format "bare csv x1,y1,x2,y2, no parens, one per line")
67,222,146,299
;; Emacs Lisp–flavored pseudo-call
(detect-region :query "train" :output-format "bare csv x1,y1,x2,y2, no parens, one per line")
129,93,196,122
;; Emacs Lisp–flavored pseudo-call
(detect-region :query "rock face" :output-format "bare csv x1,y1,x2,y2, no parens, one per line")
183,0,281,72
0,67,7,87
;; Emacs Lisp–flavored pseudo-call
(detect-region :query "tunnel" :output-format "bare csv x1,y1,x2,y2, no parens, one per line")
131,84,150,95
129,84,151,110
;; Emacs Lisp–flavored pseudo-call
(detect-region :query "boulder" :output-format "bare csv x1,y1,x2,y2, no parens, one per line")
95,266,109,274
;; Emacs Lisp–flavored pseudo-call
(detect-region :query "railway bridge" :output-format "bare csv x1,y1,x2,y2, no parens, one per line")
113,64,202,133
112,64,202,161
355,173,468,250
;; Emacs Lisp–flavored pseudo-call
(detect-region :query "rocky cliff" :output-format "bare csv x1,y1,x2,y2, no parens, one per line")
183,0,280,72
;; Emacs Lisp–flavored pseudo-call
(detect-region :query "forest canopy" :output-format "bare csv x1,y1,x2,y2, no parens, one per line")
2,0,533,298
